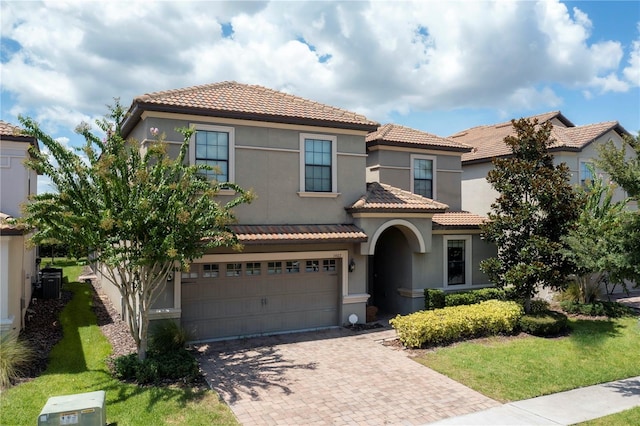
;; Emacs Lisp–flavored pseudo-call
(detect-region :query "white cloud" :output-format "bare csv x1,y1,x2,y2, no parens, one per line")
0,0,636,138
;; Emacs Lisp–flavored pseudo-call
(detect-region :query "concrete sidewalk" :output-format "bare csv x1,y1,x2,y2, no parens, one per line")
428,376,640,425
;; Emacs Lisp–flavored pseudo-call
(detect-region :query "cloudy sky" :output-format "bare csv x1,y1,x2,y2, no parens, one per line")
1,0,639,189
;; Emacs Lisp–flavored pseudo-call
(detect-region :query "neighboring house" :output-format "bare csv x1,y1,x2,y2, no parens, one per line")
99,82,493,342
0,120,39,336
452,111,632,216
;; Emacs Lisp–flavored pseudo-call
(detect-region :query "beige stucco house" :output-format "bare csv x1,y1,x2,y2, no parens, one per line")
0,120,39,336
453,111,632,216
98,82,494,342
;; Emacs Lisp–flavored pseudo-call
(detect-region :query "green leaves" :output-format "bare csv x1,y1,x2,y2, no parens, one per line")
481,118,582,311
18,101,252,359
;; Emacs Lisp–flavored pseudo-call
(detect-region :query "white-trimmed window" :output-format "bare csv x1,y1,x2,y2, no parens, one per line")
443,235,472,287
300,133,337,193
190,124,235,183
580,160,595,187
411,154,436,199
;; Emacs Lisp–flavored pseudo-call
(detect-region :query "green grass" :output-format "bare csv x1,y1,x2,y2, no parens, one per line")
576,406,640,425
415,316,640,402
0,261,238,426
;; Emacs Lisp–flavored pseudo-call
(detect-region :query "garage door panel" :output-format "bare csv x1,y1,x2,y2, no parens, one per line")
182,258,340,341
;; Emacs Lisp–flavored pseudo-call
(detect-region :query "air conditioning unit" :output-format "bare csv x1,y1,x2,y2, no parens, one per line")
38,390,106,426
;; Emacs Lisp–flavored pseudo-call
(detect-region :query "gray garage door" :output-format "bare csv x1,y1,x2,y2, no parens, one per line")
181,258,340,341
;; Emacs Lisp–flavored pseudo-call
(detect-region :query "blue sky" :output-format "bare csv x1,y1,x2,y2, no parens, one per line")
1,1,638,192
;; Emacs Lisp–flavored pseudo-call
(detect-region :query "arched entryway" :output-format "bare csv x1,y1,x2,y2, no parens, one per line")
367,220,425,315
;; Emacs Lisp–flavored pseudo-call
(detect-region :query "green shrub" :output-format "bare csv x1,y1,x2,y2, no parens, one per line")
0,332,33,389
424,289,445,310
113,349,200,385
390,300,523,348
149,320,192,353
560,301,635,318
529,299,551,314
519,311,568,336
443,287,512,308
445,291,480,306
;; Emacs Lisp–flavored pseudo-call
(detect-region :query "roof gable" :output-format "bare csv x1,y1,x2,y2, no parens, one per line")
367,123,472,152
0,120,39,152
451,112,629,163
123,81,379,136
347,182,448,214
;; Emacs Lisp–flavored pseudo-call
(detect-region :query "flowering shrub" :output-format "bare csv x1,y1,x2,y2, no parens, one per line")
390,300,523,348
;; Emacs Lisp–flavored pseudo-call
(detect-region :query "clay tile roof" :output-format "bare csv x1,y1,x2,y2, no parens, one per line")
0,212,25,236
0,120,37,148
432,211,487,230
367,123,472,152
228,224,367,244
125,81,379,134
347,182,449,214
452,111,628,163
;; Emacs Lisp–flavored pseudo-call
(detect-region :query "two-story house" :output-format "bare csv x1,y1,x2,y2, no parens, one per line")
452,111,632,216
101,82,493,342
0,120,40,336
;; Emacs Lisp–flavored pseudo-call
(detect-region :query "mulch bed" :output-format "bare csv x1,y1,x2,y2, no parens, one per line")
16,270,137,384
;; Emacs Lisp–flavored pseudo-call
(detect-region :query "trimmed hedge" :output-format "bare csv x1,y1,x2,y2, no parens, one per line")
519,311,568,337
445,287,509,307
424,289,445,310
390,300,523,348
560,301,635,318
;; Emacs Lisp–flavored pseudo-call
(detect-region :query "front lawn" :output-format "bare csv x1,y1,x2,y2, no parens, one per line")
415,316,640,402
0,262,238,426
577,406,640,425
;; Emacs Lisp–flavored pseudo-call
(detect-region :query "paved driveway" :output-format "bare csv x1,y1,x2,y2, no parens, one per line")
197,327,499,426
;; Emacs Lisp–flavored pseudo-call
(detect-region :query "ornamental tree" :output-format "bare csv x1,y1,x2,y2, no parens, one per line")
19,102,253,360
597,132,640,282
480,118,582,313
561,169,629,302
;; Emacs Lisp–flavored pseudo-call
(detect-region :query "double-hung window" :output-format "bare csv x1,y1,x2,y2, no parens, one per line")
190,124,235,184
411,155,436,199
300,133,337,193
443,235,472,287
580,160,595,187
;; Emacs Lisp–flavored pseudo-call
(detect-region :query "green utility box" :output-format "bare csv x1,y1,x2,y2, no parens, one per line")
38,390,106,426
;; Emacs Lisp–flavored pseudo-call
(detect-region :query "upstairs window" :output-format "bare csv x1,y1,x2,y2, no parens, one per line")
190,124,235,183
580,161,595,187
412,155,436,199
300,133,337,193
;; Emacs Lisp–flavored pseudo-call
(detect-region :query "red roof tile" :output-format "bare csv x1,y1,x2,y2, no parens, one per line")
0,120,37,144
0,212,25,236
432,212,487,229
347,182,448,213
452,112,628,163
125,81,379,134
228,224,367,244
367,123,472,152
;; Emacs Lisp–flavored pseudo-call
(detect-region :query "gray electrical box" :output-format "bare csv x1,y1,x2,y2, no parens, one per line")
38,390,106,426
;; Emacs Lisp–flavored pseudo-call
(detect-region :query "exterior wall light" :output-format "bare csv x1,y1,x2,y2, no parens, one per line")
348,259,356,272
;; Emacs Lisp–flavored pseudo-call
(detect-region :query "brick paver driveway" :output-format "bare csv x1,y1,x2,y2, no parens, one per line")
197,327,499,426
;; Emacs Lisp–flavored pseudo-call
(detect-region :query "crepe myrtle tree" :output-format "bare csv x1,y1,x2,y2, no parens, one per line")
19,102,253,361
597,132,640,282
561,168,629,303
480,118,582,313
